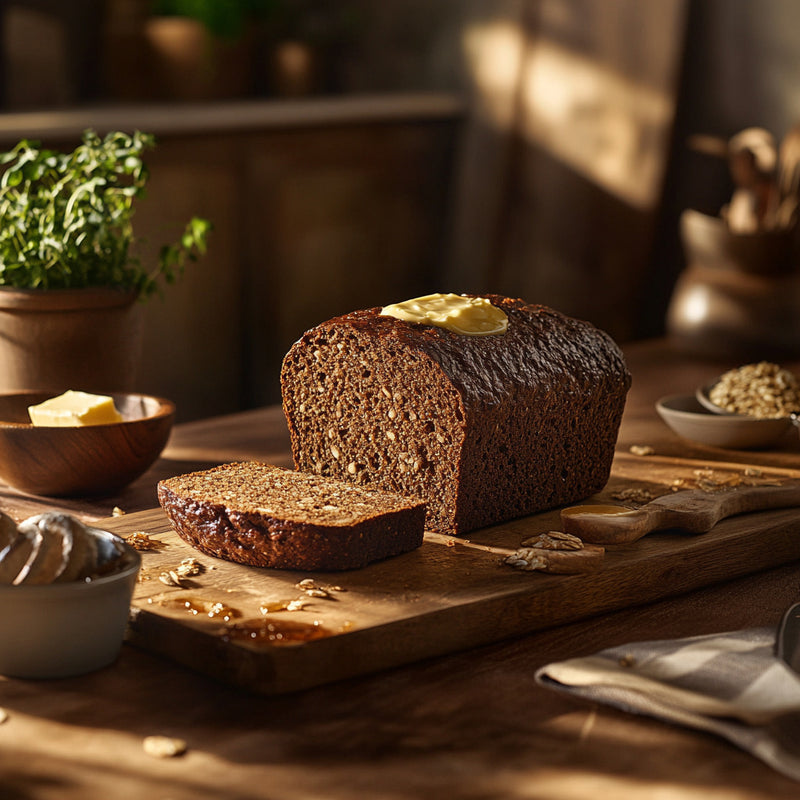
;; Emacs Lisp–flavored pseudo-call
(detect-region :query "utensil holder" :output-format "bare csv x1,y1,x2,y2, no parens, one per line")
666,209,800,359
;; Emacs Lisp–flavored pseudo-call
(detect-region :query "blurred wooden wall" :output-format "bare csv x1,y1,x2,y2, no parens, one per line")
8,1,800,420
132,110,460,419
445,0,689,344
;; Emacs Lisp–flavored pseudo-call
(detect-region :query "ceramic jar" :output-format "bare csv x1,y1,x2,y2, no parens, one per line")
666,209,800,359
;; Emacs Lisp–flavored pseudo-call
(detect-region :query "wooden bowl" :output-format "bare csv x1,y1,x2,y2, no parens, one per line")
0,392,175,496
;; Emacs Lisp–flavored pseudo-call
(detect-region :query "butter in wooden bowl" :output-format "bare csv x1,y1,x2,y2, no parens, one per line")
27,390,123,427
0,390,175,496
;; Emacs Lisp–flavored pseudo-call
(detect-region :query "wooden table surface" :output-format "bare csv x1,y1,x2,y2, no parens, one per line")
2,338,800,799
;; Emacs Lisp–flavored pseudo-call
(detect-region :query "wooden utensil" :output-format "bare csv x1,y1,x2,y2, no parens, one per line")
726,127,778,232
777,124,800,227
561,482,800,545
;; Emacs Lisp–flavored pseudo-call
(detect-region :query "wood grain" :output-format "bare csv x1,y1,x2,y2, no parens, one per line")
101,456,800,695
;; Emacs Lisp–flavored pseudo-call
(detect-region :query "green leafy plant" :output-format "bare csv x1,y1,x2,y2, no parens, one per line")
151,0,276,39
0,129,211,299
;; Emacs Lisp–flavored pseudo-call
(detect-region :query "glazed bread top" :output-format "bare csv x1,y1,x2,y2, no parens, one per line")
291,295,630,414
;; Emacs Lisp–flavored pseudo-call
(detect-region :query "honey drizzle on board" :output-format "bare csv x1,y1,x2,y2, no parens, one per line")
223,618,333,646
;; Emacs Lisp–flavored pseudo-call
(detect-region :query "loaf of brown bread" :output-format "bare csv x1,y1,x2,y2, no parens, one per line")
281,295,631,535
157,462,426,571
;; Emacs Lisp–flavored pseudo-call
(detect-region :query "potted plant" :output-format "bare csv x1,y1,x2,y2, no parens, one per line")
0,129,210,394
145,0,275,100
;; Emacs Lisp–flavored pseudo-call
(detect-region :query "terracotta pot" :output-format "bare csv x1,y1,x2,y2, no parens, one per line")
666,209,800,359
144,16,253,101
0,287,144,394
268,40,320,97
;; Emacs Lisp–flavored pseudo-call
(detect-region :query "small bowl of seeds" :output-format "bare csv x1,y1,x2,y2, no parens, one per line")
697,362,800,421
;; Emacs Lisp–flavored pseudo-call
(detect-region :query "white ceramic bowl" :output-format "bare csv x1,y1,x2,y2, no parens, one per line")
0,527,140,678
656,394,793,449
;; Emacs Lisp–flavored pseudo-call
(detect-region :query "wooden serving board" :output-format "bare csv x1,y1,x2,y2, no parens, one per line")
101,454,800,695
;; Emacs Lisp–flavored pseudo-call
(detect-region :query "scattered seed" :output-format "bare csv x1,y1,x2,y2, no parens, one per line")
125,531,167,552
174,558,205,578
159,571,185,588
143,735,187,758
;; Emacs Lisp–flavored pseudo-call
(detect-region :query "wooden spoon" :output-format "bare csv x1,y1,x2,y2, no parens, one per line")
725,127,778,232
777,124,800,226
561,482,800,545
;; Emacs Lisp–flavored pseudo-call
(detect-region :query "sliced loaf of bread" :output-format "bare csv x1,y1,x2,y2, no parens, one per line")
281,295,631,534
157,461,426,571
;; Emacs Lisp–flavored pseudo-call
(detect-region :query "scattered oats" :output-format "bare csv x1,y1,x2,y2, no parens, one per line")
521,531,583,551
170,570,189,586
304,588,333,599
445,539,456,547
696,479,726,492
629,445,655,456
662,467,782,496
158,571,185,588
260,598,310,614
0,708,7,724
295,578,345,596
143,735,187,759
691,468,735,492
125,531,167,552
611,487,658,505
618,654,636,668
504,549,548,571
112,506,126,517
174,558,205,578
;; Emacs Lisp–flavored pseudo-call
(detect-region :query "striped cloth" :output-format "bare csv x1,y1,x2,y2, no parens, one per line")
535,628,800,781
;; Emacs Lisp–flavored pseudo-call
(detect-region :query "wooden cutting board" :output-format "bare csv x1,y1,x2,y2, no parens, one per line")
101,454,800,695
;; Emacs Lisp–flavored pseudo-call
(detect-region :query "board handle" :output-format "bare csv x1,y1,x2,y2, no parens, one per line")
562,481,800,545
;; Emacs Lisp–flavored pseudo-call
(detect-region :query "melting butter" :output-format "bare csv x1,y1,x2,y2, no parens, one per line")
380,293,508,336
28,390,122,427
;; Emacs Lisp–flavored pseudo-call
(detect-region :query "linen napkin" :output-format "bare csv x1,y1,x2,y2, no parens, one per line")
535,627,800,781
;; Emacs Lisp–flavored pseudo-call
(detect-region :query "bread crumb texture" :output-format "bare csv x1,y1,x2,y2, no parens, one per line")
157,462,426,571
159,462,421,526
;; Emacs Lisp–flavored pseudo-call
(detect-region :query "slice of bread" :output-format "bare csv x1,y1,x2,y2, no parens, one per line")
157,462,426,571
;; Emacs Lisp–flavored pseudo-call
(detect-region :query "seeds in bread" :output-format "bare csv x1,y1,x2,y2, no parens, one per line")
157,462,426,571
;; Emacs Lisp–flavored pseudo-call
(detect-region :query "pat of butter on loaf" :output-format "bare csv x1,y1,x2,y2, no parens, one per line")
28,390,123,427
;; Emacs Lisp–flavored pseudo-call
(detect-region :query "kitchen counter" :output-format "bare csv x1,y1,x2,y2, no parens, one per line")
1,338,799,799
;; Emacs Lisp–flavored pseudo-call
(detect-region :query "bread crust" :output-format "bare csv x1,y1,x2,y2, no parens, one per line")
281,296,631,535
157,462,426,571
